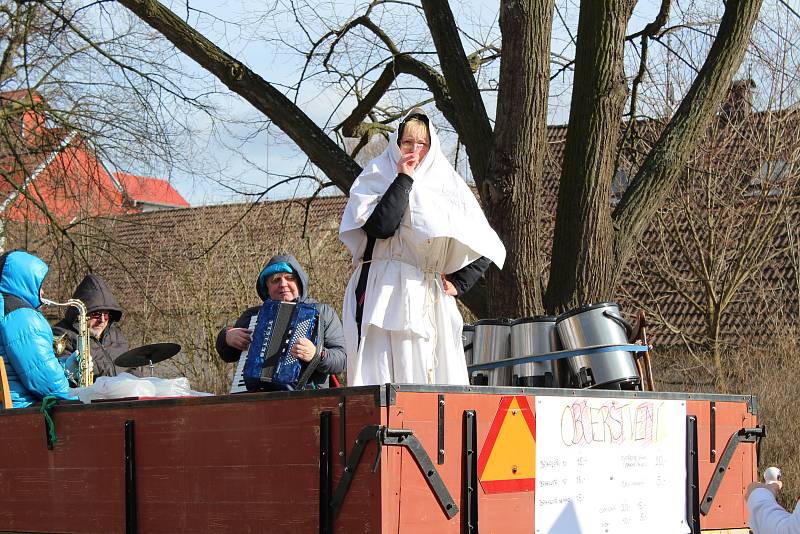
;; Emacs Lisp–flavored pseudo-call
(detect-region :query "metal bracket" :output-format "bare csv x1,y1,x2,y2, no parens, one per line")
464,411,479,534
385,385,397,407
338,397,347,465
686,416,700,534
709,402,716,463
124,420,137,534
329,425,459,520
700,426,766,515
375,385,397,406
437,395,445,465
319,411,332,534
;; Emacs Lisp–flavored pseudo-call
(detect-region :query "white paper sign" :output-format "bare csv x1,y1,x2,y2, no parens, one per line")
534,396,689,534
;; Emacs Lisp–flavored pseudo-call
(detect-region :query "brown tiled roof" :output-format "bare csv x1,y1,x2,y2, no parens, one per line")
4,195,351,391
620,199,800,347
10,107,800,357
515,110,800,347
78,196,350,316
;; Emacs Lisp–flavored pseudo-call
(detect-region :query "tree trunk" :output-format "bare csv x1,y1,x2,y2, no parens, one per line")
707,304,725,389
484,0,554,317
116,0,765,327
544,1,635,314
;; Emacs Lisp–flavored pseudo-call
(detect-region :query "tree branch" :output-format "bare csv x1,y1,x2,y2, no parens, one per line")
628,0,672,40
613,0,763,274
115,0,361,194
420,0,493,183
337,54,455,137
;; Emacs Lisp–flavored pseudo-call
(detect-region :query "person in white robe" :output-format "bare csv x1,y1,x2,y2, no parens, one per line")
339,110,506,386
746,478,800,534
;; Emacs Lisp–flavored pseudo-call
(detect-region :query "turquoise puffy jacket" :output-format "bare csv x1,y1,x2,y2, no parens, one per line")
0,250,71,408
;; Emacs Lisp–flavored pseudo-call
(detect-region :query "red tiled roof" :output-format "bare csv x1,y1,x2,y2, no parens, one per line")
113,172,189,208
0,90,44,105
1,129,128,222
2,90,186,219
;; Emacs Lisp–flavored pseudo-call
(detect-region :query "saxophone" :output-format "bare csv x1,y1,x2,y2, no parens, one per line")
44,298,93,387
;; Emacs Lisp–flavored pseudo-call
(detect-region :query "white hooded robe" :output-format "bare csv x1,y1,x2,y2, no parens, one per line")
339,110,506,386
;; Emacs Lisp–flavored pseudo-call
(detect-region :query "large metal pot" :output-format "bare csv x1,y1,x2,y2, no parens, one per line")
555,302,640,390
471,319,512,386
510,316,560,387
462,324,474,367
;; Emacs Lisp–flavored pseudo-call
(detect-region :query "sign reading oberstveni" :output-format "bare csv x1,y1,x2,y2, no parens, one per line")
534,396,689,534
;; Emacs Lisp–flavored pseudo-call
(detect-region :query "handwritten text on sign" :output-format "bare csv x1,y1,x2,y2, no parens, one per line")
535,396,688,534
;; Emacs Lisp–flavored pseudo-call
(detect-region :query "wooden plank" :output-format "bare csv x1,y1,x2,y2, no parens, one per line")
386,391,756,533
386,391,533,533
0,391,384,533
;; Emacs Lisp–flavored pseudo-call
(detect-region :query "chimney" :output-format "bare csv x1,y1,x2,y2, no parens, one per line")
721,79,755,123
0,90,47,138
21,106,46,137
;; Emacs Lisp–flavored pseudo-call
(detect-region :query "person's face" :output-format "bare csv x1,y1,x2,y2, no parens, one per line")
267,272,300,302
399,124,430,166
87,310,111,338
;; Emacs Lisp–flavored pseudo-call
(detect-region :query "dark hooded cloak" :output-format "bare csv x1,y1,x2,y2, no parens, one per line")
51,274,139,379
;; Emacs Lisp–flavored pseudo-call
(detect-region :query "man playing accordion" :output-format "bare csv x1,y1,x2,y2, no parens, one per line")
216,254,346,388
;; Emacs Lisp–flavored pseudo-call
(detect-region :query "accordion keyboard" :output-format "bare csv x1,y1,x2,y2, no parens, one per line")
229,315,257,394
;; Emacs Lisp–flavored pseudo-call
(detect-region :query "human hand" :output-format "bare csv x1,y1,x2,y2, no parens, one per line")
58,351,79,381
397,150,421,176
225,327,252,351
746,481,782,500
441,273,458,296
291,338,317,363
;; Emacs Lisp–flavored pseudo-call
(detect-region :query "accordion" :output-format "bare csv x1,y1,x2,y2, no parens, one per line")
243,299,319,391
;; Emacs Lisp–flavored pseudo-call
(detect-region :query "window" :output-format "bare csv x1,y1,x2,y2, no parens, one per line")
754,160,791,185
748,160,795,196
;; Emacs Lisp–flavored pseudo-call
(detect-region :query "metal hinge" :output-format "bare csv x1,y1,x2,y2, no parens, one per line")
700,426,766,515
328,424,459,520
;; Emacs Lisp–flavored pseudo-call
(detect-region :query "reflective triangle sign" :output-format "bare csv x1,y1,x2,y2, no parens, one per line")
477,395,536,493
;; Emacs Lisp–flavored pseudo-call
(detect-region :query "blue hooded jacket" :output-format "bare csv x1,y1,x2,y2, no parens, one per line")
0,250,72,408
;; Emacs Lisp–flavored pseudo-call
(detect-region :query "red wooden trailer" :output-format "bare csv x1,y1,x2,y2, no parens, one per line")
0,385,760,533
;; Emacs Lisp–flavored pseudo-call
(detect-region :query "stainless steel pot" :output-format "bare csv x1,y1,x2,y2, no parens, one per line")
462,324,474,367
555,302,640,390
471,319,512,386
510,316,560,387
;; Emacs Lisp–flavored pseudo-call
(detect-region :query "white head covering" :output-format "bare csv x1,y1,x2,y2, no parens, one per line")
339,109,506,269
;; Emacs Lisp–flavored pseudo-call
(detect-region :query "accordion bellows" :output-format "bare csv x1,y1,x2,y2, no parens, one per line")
243,300,318,391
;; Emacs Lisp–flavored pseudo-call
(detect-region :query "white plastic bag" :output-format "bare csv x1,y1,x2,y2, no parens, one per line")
73,372,213,403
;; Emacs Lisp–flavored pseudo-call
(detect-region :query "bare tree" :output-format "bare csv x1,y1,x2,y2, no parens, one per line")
0,0,218,264
103,0,765,319
615,4,800,384
624,102,800,383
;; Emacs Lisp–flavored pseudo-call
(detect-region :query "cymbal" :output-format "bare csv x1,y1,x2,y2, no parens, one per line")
114,343,181,368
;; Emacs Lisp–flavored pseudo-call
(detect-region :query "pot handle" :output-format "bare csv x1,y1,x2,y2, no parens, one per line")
603,310,634,341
